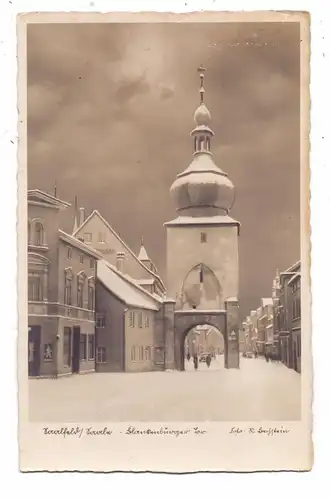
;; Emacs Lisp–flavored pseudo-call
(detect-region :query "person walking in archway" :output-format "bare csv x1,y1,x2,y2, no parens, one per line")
206,353,212,368
187,351,191,362
193,354,198,371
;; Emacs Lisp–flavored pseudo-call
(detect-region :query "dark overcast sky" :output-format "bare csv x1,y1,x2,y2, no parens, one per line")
27,22,300,318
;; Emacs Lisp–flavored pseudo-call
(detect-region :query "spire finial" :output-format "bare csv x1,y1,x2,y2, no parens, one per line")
140,236,144,246
197,64,206,104
54,180,57,198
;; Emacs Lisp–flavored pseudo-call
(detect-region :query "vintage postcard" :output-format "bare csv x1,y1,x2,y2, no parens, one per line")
18,11,312,472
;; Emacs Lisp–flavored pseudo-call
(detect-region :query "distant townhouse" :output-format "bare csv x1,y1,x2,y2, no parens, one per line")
256,298,273,356
288,264,301,373
277,261,301,369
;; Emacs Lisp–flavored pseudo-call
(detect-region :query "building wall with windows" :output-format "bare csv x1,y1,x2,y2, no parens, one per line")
289,273,301,373
125,308,155,372
28,192,97,378
95,281,126,372
28,201,60,305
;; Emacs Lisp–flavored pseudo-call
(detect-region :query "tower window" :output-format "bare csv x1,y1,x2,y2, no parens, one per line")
201,232,207,243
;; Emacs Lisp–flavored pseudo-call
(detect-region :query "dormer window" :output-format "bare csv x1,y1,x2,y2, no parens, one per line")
80,254,84,264
68,247,72,259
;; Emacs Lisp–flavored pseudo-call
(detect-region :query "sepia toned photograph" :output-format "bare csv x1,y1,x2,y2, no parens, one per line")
18,11,311,472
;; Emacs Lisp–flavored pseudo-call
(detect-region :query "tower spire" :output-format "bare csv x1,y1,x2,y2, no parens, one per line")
197,64,206,104
191,65,213,155
54,179,57,198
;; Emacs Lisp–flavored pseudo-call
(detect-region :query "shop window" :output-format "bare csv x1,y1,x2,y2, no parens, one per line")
145,346,151,361
140,346,144,361
201,232,207,243
96,314,105,328
63,327,71,367
131,346,136,361
79,334,87,361
96,347,106,363
138,312,143,328
88,335,95,360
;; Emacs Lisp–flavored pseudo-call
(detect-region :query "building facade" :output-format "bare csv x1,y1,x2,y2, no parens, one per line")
240,261,301,373
95,259,176,373
256,299,273,356
28,190,98,378
276,261,301,371
73,209,166,298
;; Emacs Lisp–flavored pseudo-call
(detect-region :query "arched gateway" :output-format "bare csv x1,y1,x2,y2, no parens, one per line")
164,67,241,371
173,302,240,371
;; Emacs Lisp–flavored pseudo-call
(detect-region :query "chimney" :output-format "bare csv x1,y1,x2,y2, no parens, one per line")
79,207,85,227
116,252,125,273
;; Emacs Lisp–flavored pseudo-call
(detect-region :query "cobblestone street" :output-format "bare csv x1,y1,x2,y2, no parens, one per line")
29,356,301,422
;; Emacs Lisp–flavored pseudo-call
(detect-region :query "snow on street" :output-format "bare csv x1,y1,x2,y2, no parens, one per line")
29,356,301,422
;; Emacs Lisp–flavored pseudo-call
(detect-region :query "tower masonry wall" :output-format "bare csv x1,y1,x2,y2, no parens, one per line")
166,224,239,309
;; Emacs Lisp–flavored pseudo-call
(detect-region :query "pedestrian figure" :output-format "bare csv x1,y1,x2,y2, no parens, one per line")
187,352,191,362
206,353,211,368
265,353,269,363
254,351,258,359
193,354,198,371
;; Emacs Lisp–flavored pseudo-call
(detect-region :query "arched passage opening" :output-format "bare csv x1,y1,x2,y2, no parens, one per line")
173,310,228,371
184,324,225,371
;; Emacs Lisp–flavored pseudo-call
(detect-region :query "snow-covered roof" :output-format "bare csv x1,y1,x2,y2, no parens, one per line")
133,278,155,286
164,214,240,227
284,260,301,273
97,260,161,311
73,209,166,291
28,189,71,209
288,272,301,286
59,230,102,259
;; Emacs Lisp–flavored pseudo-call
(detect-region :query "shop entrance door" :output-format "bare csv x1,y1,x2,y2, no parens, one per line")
28,325,41,377
72,326,80,373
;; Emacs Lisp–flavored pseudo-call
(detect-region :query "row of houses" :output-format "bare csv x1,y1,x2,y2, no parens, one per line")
239,261,301,373
28,189,176,378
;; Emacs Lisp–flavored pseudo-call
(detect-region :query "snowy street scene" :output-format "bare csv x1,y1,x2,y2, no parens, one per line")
29,356,300,422
26,22,301,426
